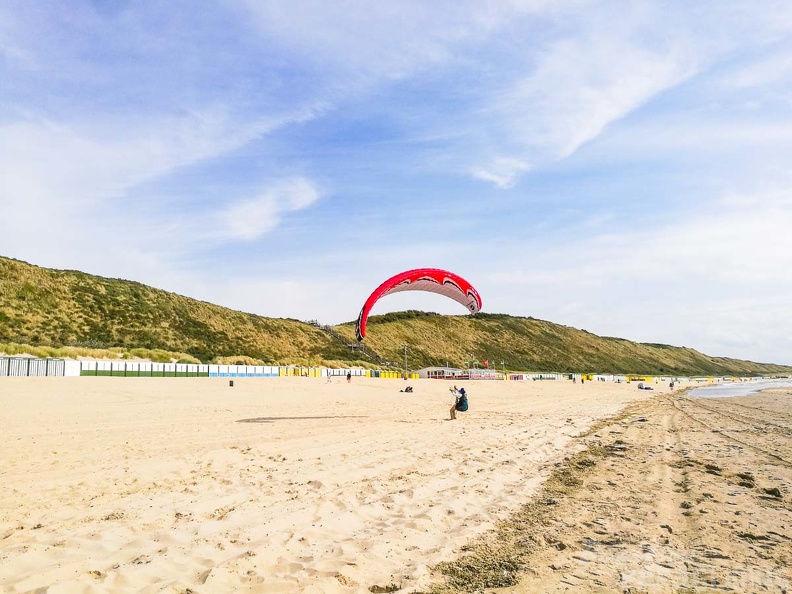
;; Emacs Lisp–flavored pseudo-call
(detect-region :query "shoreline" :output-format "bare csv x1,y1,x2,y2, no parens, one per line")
688,378,792,399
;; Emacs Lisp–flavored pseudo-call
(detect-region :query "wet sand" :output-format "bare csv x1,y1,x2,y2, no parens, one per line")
0,376,651,593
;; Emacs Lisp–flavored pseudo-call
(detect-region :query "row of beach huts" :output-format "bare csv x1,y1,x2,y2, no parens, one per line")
0,357,767,384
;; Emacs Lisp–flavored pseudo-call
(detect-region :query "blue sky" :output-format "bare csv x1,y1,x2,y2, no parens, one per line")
2,1,792,365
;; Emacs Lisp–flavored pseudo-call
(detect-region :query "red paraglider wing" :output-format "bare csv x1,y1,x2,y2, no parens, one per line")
355,268,482,341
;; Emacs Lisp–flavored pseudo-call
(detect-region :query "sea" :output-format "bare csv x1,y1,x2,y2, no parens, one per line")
688,378,792,399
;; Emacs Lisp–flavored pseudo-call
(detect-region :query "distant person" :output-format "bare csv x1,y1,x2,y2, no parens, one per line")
450,387,468,420
346,372,352,384
327,370,332,383
669,381,675,390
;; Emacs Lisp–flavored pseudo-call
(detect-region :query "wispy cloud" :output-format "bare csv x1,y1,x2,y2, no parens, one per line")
240,1,548,81
214,178,322,242
482,183,792,362
727,51,792,90
469,21,699,186
471,157,531,189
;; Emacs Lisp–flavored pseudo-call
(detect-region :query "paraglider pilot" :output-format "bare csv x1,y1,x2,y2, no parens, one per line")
450,386,468,420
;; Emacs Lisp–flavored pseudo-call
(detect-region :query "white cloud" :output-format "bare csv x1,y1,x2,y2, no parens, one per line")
0,100,331,266
470,31,698,187
0,108,268,201
471,156,531,189
498,186,792,286
241,1,549,81
215,178,321,242
727,51,792,90
481,184,792,363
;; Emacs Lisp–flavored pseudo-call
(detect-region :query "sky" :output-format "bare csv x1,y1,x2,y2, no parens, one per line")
1,1,792,365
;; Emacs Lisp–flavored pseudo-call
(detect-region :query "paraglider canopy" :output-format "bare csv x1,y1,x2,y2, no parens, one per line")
355,268,482,340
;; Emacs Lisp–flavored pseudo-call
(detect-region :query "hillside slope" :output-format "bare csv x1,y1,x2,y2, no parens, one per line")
335,311,792,376
0,256,351,365
1,256,790,375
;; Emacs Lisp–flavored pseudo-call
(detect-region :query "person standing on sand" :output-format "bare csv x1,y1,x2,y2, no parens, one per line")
450,387,468,420
346,371,351,383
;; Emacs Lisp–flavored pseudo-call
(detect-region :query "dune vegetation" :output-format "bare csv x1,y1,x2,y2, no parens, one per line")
2,256,791,376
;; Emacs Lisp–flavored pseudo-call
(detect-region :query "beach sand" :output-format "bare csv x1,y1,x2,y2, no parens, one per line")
0,376,651,593
460,389,792,593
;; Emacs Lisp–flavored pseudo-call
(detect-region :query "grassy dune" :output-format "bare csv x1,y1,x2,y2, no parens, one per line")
2,256,790,375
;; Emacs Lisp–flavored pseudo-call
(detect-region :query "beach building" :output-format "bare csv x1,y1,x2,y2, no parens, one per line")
416,366,502,380
417,366,466,380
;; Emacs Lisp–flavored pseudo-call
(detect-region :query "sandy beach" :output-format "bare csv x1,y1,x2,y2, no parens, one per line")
455,389,792,593
1,376,652,593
